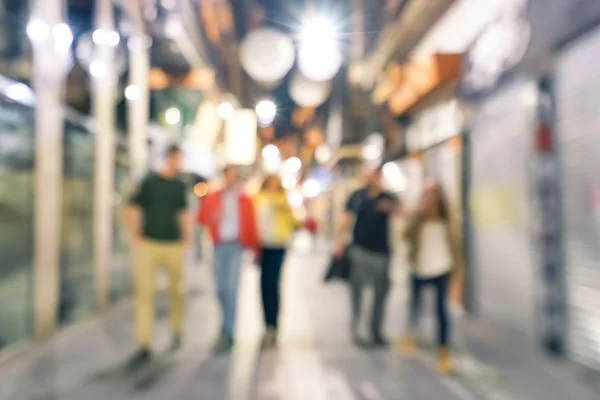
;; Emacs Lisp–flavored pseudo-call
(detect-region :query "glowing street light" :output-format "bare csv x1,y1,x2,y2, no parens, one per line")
285,157,302,173
217,101,234,120
255,100,277,126
125,84,141,101
282,175,297,189
26,19,50,43
315,144,331,164
302,178,322,198
89,60,107,77
297,16,342,81
165,107,181,125
262,144,280,161
52,23,73,54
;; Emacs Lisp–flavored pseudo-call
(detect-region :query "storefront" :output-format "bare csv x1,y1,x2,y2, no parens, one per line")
554,22,600,371
461,0,600,368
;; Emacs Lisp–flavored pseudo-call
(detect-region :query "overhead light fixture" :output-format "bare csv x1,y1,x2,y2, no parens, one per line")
52,23,73,54
6,82,35,103
255,100,277,126
262,144,280,161
217,101,234,120
89,60,107,77
165,15,183,38
282,175,297,189
125,84,141,101
165,107,181,125
26,19,50,43
302,178,322,198
285,157,302,174
315,144,331,164
297,15,342,81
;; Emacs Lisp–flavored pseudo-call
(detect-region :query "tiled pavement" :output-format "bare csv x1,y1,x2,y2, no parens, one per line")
0,244,598,400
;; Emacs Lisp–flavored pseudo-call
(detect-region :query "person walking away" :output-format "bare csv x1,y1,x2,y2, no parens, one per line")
396,181,459,375
334,165,401,346
255,175,298,349
197,165,259,353
126,144,190,364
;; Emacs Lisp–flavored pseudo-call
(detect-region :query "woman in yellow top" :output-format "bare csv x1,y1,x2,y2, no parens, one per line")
255,175,298,348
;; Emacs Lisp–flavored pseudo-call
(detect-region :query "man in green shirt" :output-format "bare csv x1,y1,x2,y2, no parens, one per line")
126,145,190,364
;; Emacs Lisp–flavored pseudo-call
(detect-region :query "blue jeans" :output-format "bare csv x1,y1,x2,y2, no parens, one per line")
410,273,450,346
213,242,244,336
260,248,286,328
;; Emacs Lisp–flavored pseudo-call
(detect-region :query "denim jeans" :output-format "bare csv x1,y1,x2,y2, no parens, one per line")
260,248,286,328
348,245,390,338
409,273,450,346
213,242,244,336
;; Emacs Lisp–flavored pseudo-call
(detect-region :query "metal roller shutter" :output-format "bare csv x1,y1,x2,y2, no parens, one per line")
555,25,600,371
469,80,538,335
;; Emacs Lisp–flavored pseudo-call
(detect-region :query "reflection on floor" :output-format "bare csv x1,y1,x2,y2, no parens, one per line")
0,245,598,400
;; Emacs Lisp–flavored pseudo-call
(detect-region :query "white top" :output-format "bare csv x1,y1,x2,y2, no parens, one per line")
415,220,453,278
219,188,239,241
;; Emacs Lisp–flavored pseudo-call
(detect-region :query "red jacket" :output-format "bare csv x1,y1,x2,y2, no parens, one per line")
197,189,259,250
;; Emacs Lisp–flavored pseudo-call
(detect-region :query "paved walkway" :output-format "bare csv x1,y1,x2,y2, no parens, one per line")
0,244,598,400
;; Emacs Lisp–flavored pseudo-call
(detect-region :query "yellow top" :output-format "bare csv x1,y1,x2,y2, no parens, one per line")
255,191,298,246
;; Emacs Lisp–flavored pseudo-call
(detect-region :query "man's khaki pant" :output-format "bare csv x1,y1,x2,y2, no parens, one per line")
134,240,185,347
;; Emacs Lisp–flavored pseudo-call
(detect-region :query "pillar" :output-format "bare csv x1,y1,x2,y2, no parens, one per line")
30,0,68,339
92,0,118,312
127,35,150,181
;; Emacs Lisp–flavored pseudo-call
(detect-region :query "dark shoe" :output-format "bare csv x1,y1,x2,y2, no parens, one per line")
371,335,389,348
170,334,182,352
213,335,234,355
261,327,277,350
128,348,151,368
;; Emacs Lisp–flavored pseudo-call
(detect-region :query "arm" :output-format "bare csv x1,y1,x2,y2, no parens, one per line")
125,205,143,246
125,178,146,246
177,183,191,245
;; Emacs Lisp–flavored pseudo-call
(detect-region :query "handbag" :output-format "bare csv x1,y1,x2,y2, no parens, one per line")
324,245,352,282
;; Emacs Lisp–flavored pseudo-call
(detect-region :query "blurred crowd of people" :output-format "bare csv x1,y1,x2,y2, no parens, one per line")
125,144,458,375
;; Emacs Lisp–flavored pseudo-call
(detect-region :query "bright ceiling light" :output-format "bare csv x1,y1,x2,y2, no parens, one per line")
125,84,141,101
107,31,120,47
255,100,277,126
315,144,331,164
217,101,234,120
382,162,407,192
285,157,302,173
282,175,297,189
165,107,181,125
287,188,304,208
6,82,34,103
297,16,342,81
262,144,280,161
165,16,182,38
302,178,322,198
299,16,337,46
52,23,73,54
89,60,107,77
26,19,50,43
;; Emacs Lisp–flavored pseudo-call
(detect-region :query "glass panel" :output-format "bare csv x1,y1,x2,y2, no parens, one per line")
58,120,95,325
110,148,131,302
0,97,34,349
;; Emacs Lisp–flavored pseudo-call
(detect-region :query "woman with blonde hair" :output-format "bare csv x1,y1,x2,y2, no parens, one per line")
255,174,298,348
396,181,460,374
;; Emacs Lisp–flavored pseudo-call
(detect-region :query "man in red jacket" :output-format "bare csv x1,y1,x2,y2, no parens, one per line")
198,165,258,353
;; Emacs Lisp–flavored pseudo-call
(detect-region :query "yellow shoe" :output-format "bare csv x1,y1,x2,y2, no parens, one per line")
395,336,417,357
436,346,453,375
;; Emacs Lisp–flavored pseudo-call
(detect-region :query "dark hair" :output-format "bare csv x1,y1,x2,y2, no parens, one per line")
166,144,181,156
436,187,450,221
261,174,282,191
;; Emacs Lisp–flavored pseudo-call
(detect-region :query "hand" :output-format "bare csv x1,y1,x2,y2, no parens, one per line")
254,250,262,266
333,241,345,259
130,234,144,248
